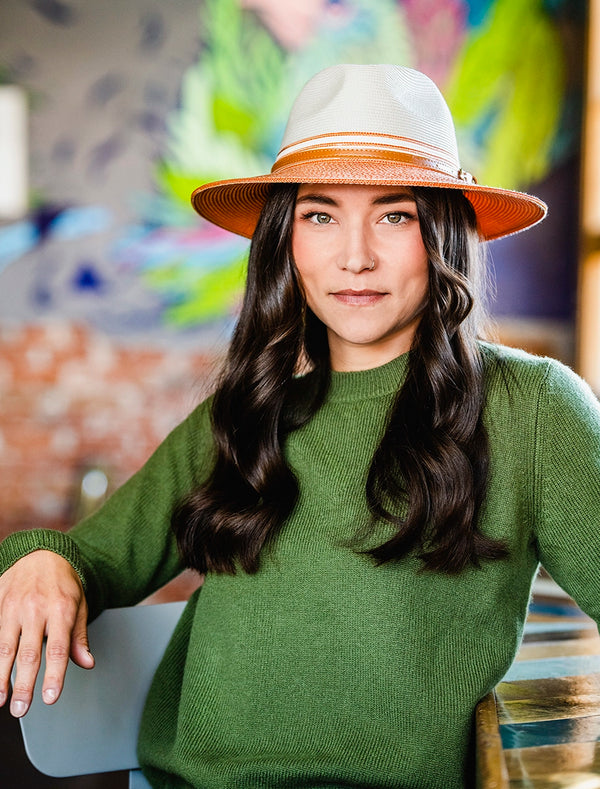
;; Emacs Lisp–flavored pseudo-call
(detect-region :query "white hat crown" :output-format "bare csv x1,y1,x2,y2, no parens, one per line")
277,64,460,171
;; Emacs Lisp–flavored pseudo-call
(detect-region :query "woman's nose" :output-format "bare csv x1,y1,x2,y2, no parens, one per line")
338,228,375,273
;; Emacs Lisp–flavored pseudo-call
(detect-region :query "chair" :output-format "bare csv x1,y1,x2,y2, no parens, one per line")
16,601,186,789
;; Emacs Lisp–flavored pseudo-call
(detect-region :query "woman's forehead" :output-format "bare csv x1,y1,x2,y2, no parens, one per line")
295,183,416,203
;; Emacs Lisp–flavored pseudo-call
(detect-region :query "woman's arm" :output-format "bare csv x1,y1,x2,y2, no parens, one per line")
0,395,215,714
533,360,600,621
1,398,214,617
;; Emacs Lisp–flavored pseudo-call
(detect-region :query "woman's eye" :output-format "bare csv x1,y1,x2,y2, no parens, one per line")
297,210,335,226
384,212,407,224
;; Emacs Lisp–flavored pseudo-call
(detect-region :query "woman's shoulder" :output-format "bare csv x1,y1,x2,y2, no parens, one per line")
149,392,216,466
479,339,555,372
480,340,571,383
478,341,598,414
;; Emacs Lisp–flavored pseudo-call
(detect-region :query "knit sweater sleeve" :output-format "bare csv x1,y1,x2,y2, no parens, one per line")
0,397,215,619
534,359,600,622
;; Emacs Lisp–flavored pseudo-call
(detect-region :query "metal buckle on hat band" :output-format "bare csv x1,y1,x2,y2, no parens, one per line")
457,168,477,184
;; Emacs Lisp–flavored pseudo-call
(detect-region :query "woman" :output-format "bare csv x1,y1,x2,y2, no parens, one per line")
1,64,599,789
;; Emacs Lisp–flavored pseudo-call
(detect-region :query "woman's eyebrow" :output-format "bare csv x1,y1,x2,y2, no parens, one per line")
295,191,415,207
295,193,338,206
371,191,415,205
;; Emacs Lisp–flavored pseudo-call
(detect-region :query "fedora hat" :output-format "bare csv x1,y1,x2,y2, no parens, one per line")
191,64,547,241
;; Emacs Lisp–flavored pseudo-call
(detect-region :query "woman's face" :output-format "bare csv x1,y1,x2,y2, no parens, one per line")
292,184,429,371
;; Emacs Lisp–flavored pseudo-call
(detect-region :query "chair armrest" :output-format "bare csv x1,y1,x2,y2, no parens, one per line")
16,601,186,778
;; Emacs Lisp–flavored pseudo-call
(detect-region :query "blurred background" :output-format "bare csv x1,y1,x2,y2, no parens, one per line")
0,0,593,547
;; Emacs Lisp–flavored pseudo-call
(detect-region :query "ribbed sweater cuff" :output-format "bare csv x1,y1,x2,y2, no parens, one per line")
0,529,88,593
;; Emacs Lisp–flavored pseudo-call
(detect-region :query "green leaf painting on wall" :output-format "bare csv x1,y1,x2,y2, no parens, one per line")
445,0,565,189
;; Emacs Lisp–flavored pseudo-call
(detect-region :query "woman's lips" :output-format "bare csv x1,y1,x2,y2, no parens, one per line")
331,289,387,305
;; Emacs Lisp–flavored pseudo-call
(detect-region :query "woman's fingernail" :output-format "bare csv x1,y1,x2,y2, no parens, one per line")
43,688,57,703
11,700,28,717
0,691,6,706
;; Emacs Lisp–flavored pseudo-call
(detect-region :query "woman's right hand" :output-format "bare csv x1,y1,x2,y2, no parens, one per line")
0,550,94,717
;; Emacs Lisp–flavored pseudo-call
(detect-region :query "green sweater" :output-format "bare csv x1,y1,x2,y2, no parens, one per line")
3,343,600,788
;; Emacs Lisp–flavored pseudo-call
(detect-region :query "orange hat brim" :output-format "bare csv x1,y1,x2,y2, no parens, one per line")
191,159,547,242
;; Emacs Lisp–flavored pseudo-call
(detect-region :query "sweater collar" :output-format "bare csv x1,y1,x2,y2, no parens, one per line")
328,352,409,402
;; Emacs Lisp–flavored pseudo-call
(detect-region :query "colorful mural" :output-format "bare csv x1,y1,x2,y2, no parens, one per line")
0,0,584,346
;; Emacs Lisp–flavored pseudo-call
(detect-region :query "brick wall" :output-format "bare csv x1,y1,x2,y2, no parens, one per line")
0,321,219,543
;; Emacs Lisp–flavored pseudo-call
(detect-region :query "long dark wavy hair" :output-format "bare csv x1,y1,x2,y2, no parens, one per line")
172,183,508,575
